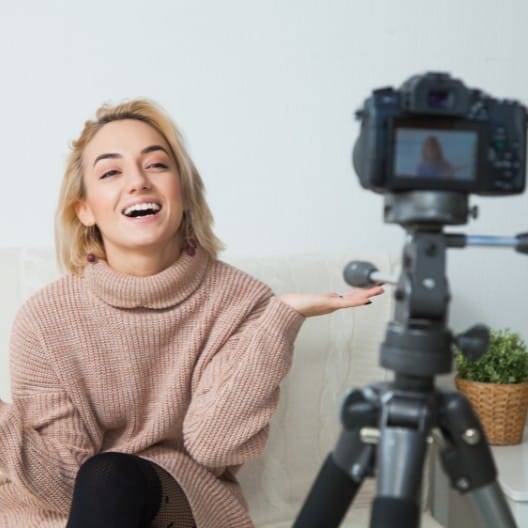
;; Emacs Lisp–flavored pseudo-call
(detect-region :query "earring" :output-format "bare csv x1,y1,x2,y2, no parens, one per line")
183,239,196,256
85,225,97,263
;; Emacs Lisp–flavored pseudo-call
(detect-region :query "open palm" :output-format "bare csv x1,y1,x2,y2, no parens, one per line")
279,285,384,318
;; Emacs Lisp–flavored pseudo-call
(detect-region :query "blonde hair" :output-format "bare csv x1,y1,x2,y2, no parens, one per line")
55,98,224,274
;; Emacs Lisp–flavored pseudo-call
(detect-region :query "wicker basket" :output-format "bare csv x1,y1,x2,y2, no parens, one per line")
455,376,528,445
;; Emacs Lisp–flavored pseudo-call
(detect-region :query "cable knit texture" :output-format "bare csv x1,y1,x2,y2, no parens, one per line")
0,247,304,527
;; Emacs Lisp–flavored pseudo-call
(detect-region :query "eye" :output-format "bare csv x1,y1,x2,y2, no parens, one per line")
148,162,169,170
100,170,120,180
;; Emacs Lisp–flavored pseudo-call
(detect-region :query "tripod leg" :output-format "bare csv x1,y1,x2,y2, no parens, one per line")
470,482,517,528
370,426,428,528
293,430,375,528
439,391,517,528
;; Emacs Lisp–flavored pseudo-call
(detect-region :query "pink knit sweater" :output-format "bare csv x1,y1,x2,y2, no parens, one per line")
0,247,304,527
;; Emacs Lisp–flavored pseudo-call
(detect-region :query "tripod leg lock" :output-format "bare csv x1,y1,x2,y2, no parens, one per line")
341,388,379,430
439,392,497,493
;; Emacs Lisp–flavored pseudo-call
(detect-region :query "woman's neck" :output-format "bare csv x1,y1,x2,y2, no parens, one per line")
104,235,184,277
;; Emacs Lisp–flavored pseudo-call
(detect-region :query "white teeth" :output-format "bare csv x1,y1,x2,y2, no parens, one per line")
123,202,161,216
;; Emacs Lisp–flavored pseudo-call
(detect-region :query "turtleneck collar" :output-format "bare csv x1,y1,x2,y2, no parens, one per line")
83,246,210,309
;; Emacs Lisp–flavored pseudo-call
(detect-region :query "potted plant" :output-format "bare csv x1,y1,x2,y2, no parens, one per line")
454,328,528,445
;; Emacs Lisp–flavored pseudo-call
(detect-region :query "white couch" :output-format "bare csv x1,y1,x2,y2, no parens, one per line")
0,248,443,527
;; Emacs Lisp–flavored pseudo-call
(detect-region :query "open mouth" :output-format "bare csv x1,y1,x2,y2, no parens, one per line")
122,202,162,219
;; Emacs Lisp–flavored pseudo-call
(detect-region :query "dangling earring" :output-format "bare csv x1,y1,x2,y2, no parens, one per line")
183,239,196,256
85,225,97,263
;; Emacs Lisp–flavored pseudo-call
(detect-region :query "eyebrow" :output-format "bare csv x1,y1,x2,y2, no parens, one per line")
93,145,170,167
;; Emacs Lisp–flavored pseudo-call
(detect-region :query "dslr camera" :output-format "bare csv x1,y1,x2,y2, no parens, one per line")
353,72,527,195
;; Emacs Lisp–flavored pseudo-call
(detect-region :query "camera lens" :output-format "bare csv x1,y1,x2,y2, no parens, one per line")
427,90,451,109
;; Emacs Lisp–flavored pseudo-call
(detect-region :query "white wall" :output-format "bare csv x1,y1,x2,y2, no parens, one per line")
1,0,527,340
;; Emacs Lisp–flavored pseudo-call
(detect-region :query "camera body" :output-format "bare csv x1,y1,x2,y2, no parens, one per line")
353,72,527,195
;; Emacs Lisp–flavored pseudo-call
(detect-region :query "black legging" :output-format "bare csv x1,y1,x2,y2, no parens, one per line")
66,452,162,528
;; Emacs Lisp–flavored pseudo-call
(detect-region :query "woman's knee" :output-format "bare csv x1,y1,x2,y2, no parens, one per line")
75,452,152,491
67,453,163,526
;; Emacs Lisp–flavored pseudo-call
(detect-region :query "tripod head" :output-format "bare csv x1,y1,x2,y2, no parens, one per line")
344,190,528,386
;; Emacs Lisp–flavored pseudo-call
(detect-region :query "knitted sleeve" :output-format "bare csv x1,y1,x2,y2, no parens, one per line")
0,303,102,514
182,293,304,472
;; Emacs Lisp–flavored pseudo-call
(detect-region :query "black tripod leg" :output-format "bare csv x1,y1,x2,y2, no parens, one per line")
471,482,517,527
439,391,517,528
293,429,375,528
370,426,428,528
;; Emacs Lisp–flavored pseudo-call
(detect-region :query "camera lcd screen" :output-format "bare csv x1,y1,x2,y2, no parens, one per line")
393,127,478,182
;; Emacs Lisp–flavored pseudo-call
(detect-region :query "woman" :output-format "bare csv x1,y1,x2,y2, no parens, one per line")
0,99,383,527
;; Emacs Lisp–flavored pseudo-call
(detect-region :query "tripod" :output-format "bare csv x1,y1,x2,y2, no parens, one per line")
293,192,527,528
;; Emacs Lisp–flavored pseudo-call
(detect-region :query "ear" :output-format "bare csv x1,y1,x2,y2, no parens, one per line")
75,199,96,227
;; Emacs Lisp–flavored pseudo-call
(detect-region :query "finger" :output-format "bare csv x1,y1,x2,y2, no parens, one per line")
343,286,384,298
341,287,383,300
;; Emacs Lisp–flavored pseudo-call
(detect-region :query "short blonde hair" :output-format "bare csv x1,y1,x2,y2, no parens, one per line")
55,98,224,274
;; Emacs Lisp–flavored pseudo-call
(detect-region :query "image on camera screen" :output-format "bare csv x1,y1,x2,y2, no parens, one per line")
393,127,477,181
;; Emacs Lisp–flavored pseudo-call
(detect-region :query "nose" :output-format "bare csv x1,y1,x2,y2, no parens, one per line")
126,164,151,193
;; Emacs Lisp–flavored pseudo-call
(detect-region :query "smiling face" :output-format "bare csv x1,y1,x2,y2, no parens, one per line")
76,119,185,271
